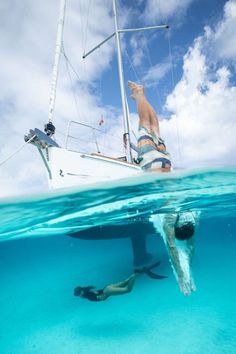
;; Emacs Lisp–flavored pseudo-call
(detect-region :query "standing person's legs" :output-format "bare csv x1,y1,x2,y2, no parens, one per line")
149,106,161,138
128,81,150,132
128,81,160,137
128,80,171,172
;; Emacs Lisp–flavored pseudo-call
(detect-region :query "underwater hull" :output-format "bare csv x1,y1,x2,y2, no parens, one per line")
68,222,155,240
68,222,157,267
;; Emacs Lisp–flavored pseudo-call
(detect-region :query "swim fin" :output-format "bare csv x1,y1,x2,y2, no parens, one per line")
144,268,168,279
134,261,168,279
147,260,161,270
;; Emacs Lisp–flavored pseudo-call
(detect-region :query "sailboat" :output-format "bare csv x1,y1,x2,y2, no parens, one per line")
25,0,168,190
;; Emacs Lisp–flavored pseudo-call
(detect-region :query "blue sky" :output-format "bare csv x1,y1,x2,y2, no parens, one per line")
0,0,236,196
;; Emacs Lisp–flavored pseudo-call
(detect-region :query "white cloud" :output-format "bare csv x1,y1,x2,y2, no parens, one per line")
162,19,236,168
143,0,195,23
129,35,148,67
204,0,236,62
143,61,172,86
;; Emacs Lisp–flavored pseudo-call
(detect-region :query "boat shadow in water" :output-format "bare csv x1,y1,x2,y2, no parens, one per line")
68,221,157,267
74,321,146,338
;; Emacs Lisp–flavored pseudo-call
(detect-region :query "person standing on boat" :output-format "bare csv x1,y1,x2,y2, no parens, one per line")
128,81,198,296
128,80,172,173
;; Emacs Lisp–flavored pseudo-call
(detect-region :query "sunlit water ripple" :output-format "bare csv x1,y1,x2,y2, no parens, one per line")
1,168,236,241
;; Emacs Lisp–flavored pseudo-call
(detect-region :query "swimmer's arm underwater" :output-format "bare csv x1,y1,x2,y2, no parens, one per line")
186,235,195,262
163,215,192,295
186,212,200,262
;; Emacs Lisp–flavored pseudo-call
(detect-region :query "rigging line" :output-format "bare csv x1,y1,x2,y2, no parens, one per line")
98,145,125,155
124,41,151,144
79,0,89,108
98,61,105,151
156,0,167,25
143,40,163,109
97,66,107,152
0,134,36,168
99,62,102,102
167,30,183,160
97,47,105,132
84,0,92,54
92,128,100,153
145,31,180,161
62,46,92,127
68,132,122,143
145,0,166,109
167,32,175,95
124,89,138,143
131,129,138,141
64,50,82,123
82,59,93,126
68,134,123,155
156,1,183,160
78,0,85,51
123,47,142,142
55,129,65,136
124,47,141,83
98,47,106,111
62,45,82,82
125,46,155,144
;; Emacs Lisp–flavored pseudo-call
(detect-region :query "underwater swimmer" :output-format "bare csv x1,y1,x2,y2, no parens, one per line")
151,212,200,296
74,262,167,302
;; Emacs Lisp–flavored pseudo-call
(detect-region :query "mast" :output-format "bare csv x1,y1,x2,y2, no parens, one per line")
83,3,168,160
48,0,66,125
112,0,132,163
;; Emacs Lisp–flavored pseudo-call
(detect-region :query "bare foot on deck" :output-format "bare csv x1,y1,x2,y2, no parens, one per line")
128,81,144,99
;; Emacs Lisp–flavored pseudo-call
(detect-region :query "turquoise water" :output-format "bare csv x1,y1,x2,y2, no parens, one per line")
0,168,236,353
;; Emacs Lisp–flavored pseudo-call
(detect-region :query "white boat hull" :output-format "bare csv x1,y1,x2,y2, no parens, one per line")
47,147,141,189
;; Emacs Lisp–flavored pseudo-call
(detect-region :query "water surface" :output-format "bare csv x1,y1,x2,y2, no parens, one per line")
0,168,236,353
